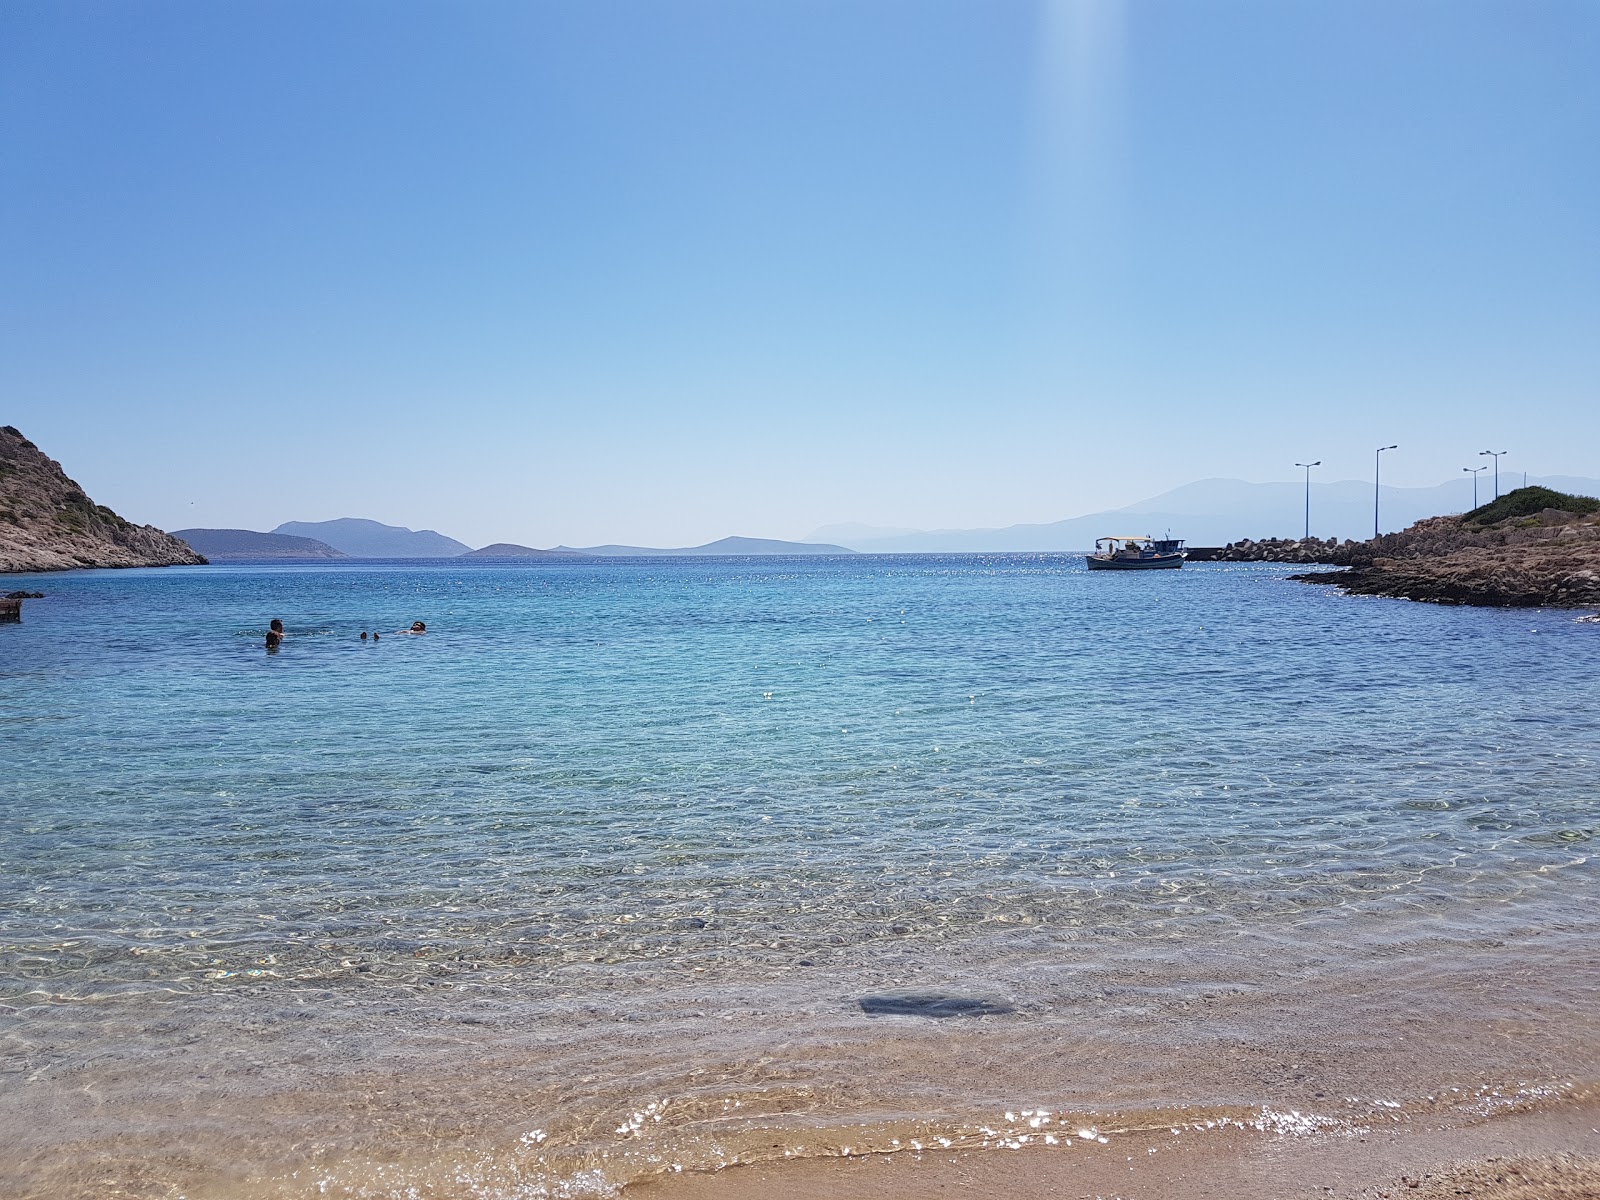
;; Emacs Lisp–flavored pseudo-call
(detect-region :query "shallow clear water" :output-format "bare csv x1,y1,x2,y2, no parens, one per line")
2,556,1597,1197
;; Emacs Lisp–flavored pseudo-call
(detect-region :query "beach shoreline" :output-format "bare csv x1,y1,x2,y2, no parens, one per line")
631,1095,1600,1200
5,918,1596,1199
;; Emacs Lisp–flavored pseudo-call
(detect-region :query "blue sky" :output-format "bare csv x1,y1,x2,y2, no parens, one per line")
3,0,1596,547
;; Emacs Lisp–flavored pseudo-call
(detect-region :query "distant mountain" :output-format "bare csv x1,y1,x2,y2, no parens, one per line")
273,518,469,558
172,529,346,560
811,475,1600,552
805,521,920,544
0,425,205,572
461,543,581,558
552,536,855,557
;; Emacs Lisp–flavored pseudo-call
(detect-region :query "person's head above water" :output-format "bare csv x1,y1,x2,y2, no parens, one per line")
270,619,284,633
360,631,368,640
410,621,426,633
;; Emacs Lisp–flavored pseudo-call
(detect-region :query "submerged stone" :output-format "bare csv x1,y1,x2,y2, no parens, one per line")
858,993,1015,1018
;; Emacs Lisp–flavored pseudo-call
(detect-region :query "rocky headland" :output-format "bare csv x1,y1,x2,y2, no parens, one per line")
0,426,205,573
1209,487,1600,608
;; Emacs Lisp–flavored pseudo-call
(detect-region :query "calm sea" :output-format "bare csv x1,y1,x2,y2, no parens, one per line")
2,556,1597,1198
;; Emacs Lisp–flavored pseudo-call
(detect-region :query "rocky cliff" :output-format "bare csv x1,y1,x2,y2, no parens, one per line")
0,426,206,573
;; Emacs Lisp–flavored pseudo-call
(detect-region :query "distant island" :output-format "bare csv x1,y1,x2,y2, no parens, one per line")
170,523,855,560
172,528,347,560
460,543,581,558
272,518,471,558
0,426,204,573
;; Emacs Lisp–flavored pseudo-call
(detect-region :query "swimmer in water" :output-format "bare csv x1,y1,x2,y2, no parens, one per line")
265,618,284,651
402,621,426,634
360,631,368,640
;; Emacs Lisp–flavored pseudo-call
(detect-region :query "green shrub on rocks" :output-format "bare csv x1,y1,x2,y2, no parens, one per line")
1465,486,1599,526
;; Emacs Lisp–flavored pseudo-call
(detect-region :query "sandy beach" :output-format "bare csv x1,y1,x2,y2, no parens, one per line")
633,1098,1600,1200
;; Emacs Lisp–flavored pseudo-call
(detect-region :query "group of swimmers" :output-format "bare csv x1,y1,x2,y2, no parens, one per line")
265,619,425,651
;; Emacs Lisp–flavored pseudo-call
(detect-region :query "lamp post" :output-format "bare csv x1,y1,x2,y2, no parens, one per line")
1464,465,1486,510
1480,449,1507,499
1295,461,1321,540
1374,444,1397,539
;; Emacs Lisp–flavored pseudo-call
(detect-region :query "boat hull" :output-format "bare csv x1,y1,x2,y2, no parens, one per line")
1085,554,1185,570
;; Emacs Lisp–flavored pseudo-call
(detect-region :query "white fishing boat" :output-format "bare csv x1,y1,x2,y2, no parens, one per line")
1086,536,1187,570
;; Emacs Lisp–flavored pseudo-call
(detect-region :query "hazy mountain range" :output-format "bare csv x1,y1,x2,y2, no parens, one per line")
175,520,853,559
808,474,1600,552
273,518,470,557
173,474,1600,561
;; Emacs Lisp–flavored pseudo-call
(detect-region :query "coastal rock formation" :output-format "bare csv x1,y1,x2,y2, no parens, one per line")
0,426,206,573
1205,489,1600,608
1296,523,1600,607
1280,489,1600,608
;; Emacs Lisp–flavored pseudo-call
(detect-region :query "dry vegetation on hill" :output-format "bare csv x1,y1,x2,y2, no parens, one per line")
0,426,204,573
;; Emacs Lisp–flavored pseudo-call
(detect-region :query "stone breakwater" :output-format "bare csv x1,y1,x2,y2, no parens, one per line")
1197,536,1365,565
0,425,205,573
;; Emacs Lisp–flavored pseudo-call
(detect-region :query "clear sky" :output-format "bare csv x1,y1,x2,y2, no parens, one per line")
3,0,1596,548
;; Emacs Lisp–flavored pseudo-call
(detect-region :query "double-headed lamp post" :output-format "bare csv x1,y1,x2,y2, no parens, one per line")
1374,444,1397,539
1465,465,1487,510
1480,449,1507,499
1295,460,1321,541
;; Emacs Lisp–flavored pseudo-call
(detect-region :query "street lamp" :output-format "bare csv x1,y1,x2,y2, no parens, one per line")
1480,449,1507,499
1295,461,1321,540
1464,465,1487,510
1374,444,1397,539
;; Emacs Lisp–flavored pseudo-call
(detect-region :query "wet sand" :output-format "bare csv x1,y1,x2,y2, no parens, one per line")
633,1098,1600,1200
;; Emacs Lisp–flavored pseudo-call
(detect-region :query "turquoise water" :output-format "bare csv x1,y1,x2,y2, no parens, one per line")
2,556,1597,1197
